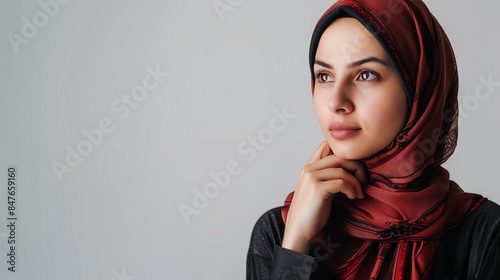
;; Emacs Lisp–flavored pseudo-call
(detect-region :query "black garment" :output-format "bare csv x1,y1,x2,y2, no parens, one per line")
246,200,500,280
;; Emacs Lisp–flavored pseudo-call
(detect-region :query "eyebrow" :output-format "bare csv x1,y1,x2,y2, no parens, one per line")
314,57,389,69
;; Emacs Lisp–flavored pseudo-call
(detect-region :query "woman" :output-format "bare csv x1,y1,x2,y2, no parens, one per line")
246,0,500,279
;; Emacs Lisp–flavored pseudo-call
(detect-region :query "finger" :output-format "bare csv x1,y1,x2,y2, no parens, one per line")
306,141,332,165
314,168,364,199
316,180,360,200
311,156,368,184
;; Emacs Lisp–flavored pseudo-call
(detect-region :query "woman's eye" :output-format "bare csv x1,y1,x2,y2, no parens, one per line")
317,73,333,83
358,71,378,81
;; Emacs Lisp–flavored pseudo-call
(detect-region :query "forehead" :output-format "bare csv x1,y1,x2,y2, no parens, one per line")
315,18,385,63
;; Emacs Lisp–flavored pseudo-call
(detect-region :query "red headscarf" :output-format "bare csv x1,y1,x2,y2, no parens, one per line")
281,0,485,279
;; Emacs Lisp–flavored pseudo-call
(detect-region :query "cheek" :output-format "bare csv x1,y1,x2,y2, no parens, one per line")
360,92,406,133
313,95,328,125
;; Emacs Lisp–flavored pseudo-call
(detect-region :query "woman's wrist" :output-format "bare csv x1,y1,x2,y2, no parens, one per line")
282,231,313,255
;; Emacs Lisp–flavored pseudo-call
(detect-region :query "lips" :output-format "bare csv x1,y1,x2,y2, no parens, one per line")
329,123,361,139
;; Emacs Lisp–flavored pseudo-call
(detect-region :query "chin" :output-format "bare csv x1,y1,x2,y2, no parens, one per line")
327,141,372,161
333,152,364,161
328,146,363,160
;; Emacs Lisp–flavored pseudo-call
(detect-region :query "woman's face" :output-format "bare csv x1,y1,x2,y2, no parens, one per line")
313,17,408,160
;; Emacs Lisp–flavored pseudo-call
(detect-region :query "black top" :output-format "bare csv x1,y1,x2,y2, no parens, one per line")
246,200,500,280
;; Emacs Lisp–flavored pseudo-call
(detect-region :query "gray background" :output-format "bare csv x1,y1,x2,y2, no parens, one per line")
1,0,499,279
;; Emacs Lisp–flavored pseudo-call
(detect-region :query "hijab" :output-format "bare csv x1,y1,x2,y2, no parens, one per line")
281,0,485,279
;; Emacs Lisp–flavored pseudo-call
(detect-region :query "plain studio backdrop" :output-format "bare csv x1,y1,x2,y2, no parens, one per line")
1,0,499,279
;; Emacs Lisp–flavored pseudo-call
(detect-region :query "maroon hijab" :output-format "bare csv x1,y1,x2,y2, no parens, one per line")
281,1,485,279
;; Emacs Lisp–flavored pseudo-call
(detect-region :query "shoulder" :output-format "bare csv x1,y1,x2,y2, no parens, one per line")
432,199,500,279
247,207,285,259
443,199,500,241
466,199,500,223
458,199,500,242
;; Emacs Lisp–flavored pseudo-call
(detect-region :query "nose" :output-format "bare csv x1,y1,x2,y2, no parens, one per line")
327,78,354,114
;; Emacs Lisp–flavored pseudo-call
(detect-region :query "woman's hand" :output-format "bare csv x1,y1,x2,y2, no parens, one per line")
281,141,368,254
